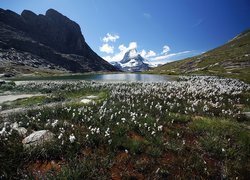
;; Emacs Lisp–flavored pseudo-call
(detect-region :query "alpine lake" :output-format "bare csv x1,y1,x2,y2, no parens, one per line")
10,73,176,82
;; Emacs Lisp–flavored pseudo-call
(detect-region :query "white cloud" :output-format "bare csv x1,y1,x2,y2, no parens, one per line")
99,43,114,54
140,49,156,58
152,50,192,61
162,45,170,54
140,50,146,58
128,42,137,49
102,42,137,62
102,55,112,62
146,50,156,57
99,37,193,66
148,45,192,64
102,33,120,43
118,44,126,51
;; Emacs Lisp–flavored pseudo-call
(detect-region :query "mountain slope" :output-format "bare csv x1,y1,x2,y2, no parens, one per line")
149,30,250,82
112,48,150,72
0,8,117,75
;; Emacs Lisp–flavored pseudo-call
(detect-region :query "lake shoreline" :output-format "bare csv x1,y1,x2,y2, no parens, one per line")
3,73,178,82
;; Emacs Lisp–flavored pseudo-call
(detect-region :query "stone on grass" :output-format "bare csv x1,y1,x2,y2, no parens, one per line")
22,130,54,148
16,127,27,136
85,95,98,99
80,99,92,104
11,122,27,136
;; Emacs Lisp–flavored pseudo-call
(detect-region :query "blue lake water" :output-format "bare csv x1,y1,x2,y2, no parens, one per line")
14,73,176,82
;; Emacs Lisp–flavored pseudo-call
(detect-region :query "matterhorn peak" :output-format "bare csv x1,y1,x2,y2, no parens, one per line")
112,48,150,72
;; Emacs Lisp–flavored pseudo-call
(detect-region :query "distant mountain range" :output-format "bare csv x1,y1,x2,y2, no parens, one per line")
111,48,152,72
0,8,117,75
149,30,250,83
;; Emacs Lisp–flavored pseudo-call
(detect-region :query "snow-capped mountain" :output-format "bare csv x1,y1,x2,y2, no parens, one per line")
111,48,151,72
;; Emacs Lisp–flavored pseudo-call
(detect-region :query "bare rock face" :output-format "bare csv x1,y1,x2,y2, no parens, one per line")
21,9,86,55
0,8,117,74
22,130,55,148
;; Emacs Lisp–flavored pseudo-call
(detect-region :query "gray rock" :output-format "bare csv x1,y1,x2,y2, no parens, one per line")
85,95,99,99
0,8,118,73
22,130,54,148
16,127,27,136
11,122,27,136
80,99,93,104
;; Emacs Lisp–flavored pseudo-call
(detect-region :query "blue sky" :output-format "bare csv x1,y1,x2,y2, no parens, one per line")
1,0,250,64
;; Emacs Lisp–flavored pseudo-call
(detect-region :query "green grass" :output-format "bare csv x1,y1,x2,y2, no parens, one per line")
0,79,250,179
0,81,16,93
149,29,250,83
190,117,250,176
1,96,48,110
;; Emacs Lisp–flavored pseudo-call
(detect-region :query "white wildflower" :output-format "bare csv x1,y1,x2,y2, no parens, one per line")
69,134,76,143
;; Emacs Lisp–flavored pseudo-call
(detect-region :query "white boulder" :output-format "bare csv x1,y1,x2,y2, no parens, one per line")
22,130,54,148
85,95,98,99
80,99,92,104
11,122,27,136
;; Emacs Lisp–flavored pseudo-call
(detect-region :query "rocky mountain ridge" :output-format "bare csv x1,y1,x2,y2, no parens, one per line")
0,8,117,75
112,48,150,72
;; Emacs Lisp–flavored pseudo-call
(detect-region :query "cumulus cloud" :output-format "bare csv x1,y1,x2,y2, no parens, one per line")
162,45,170,54
99,34,193,65
118,44,127,51
99,43,114,54
146,50,156,57
101,42,192,64
147,44,192,63
102,42,138,62
102,33,120,43
128,42,137,49
140,50,156,58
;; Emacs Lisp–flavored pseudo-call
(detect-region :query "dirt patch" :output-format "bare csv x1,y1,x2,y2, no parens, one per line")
115,151,129,163
183,132,199,147
159,151,176,165
27,160,62,178
111,163,144,180
128,131,145,142
111,151,144,179
81,147,92,157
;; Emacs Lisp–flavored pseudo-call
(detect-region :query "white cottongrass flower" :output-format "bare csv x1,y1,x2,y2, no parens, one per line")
69,134,76,143
157,125,163,131
0,127,6,136
52,120,58,128
108,139,112,144
58,133,63,139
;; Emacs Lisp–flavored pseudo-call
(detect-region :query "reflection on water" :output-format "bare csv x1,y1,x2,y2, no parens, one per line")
14,73,176,82
94,74,173,82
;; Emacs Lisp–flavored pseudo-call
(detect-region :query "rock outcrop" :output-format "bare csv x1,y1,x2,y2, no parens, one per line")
0,8,117,74
22,130,55,148
112,48,150,72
